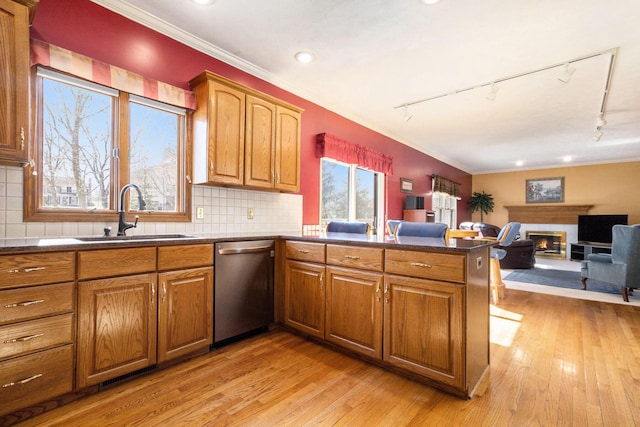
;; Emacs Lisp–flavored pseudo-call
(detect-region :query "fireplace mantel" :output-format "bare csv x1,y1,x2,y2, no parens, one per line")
504,205,593,224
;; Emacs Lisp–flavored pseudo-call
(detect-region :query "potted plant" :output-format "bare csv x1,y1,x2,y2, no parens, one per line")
469,191,494,222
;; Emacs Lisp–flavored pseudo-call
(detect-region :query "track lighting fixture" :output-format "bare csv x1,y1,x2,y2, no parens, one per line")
596,114,607,128
403,104,412,122
557,63,576,83
593,129,603,141
486,83,499,101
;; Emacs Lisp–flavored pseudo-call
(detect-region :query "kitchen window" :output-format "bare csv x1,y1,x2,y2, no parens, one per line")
24,68,190,222
320,158,383,234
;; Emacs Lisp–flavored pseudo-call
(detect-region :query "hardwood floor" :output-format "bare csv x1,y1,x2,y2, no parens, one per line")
15,288,640,426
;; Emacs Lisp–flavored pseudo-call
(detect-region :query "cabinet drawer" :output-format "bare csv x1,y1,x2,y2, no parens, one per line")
0,252,75,290
285,241,325,263
0,313,73,361
0,344,73,417
385,250,466,284
158,244,214,270
0,282,74,325
78,247,157,280
326,245,384,272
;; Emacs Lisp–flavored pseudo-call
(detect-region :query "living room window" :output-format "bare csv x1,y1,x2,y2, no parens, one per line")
25,68,190,222
320,158,383,234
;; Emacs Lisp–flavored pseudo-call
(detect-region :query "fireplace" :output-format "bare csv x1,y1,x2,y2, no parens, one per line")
526,231,567,259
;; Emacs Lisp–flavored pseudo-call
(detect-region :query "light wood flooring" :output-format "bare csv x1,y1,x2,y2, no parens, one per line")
16,289,640,426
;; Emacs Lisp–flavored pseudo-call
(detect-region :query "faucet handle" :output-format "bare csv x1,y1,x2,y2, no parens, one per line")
133,215,139,229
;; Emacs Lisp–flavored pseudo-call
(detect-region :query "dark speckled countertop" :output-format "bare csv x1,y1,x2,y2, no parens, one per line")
0,231,494,253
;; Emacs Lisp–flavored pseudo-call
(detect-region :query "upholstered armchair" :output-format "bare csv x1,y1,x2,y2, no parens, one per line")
326,221,371,235
395,222,449,245
581,224,640,302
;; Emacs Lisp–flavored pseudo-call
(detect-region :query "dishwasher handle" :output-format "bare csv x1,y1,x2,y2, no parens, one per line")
217,245,273,255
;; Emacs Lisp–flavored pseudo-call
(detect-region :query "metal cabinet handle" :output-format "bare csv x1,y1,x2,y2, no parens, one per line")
384,283,390,304
3,373,42,388
20,127,25,150
4,333,44,344
344,255,361,260
297,249,309,254
410,262,432,268
5,299,45,308
319,273,324,291
162,282,167,303
6,266,47,274
151,283,155,304
375,283,381,301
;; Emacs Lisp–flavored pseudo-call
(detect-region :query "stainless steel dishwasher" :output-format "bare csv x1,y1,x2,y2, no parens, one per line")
213,240,274,345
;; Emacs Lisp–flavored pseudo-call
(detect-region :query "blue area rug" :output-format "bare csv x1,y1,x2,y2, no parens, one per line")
503,268,621,296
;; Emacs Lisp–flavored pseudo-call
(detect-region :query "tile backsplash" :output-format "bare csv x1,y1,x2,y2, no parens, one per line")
0,165,303,238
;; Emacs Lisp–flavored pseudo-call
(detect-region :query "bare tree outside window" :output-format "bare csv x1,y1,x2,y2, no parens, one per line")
42,79,112,210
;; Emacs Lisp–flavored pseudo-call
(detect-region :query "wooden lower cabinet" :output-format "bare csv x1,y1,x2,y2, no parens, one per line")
284,260,325,338
157,267,213,363
383,274,464,389
77,273,158,388
325,266,383,359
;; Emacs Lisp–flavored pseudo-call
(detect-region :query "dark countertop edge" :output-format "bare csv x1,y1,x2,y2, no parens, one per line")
0,233,494,254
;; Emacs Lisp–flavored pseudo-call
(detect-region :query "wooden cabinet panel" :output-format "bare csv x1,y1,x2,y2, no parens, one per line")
385,249,466,283
191,72,245,186
0,252,75,290
383,274,464,389
274,105,301,192
0,344,73,417
0,0,29,162
326,244,384,272
244,95,276,189
284,260,325,338
0,282,73,324
77,247,156,280
326,266,382,359
157,244,213,271
157,267,213,363
77,273,157,388
0,313,73,361
285,241,325,263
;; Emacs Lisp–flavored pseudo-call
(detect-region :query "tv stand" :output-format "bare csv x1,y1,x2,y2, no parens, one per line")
570,242,612,261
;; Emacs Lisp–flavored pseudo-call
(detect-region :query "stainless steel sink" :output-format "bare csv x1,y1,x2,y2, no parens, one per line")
74,234,197,242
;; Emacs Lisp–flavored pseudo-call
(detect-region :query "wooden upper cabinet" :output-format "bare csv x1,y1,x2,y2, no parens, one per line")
245,95,276,189
190,70,302,191
0,0,30,162
274,105,301,192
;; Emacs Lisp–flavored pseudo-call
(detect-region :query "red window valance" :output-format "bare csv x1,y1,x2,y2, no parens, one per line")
30,39,196,110
316,133,393,175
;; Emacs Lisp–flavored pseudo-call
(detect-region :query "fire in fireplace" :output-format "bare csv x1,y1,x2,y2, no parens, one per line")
525,231,567,258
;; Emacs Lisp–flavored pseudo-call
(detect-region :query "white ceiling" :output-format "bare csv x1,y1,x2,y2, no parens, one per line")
93,0,640,174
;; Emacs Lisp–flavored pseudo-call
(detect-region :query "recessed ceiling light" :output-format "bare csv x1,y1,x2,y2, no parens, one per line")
515,160,524,167
563,156,572,162
421,0,442,5
191,0,214,5
295,51,315,64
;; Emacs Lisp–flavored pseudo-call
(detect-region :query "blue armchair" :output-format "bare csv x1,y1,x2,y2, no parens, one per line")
581,224,640,302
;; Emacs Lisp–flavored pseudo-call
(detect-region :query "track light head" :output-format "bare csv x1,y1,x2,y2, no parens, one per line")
596,114,607,127
486,83,499,101
557,63,576,83
593,129,603,141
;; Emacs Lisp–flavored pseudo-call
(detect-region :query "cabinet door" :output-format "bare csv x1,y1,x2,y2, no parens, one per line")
383,274,464,389
0,0,29,162
274,105,301,192
284,260,325,338
326,266,383,359
245,95,276,189
195,79,245,185
77,273,157,388
157,267,213,363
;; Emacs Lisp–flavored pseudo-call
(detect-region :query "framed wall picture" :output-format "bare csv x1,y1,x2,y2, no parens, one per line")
400,178,413,193
526,177,564,203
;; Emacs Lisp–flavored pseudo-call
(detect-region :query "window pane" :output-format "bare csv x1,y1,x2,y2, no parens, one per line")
355,168,375,224
129,101,182,212
321,159,349,225
41,78,113,210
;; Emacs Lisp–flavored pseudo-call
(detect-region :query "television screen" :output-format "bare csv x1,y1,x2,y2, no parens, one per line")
577,214,628,245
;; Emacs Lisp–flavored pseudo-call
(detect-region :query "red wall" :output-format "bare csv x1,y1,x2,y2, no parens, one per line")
31,0,472,224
